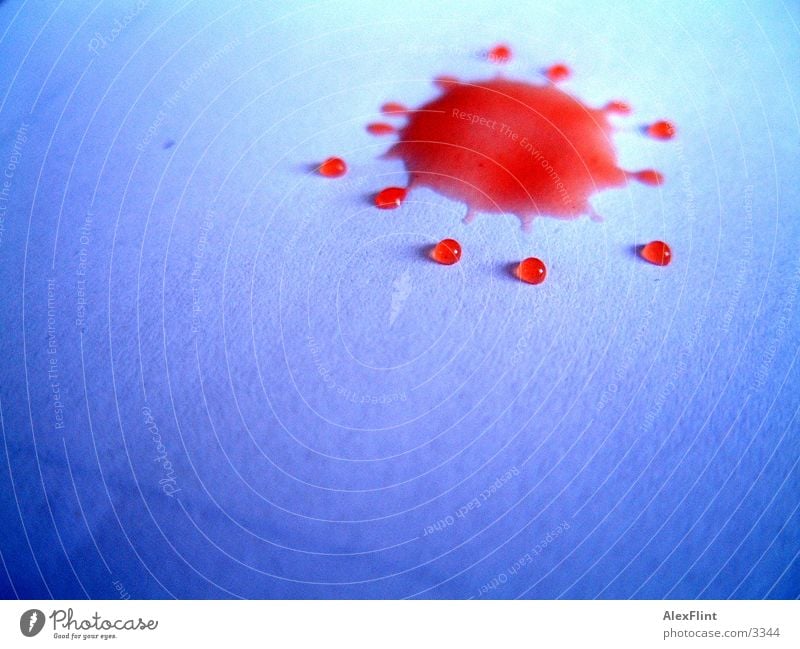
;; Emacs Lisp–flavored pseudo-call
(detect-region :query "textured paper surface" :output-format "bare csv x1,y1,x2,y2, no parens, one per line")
0,0,798,598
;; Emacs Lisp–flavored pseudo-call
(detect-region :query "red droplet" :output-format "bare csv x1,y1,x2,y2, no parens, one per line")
605,100,632,115
640,240,672,266
630,169,665,186
318,156,347,177
381,102,407,115
488,44,512,64
367,122,396,135
647,120,676,140
375,186,407,209
517,257,547,284
431,238,462,265
545,63,571,82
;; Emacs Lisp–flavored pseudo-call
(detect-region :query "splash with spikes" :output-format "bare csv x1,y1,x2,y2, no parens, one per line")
366,44,675,231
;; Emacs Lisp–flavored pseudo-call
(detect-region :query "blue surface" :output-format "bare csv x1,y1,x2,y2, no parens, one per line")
0,0,799,599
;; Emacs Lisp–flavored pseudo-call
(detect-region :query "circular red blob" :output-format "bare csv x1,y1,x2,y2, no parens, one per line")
517,257,547,284
318,157,347,177
545,63,571,82
640,240,672,266
488,44,512,64
647,120,676,140
431,239,462,265
375,186,407,209
367,122,396,135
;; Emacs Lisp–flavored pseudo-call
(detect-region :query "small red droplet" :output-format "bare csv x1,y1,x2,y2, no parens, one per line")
488,44,512,64
431,238,462,265
545,63,571,82
647,120,676,140
375,186,407,209
605,100,632,115
640,240,672,266
367,122,396,135
517,257,547,284
631,169,665,186
318,156,347,177
381,102,407,115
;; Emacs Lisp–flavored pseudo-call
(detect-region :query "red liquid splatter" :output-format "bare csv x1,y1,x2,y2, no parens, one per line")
517,257,547,284
545,63,571,82
647,120,676,140
318,156,347,177
358,44,675,253
488,44,512,64
378,71,670,228
640,240,672,266
375,186,407,209
367,122,396,135
381,102,408,115
431,238,462,265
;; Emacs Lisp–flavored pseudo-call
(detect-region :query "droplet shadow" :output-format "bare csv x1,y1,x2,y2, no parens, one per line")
300,162,322,175
504,261,520,281
417,244,435,262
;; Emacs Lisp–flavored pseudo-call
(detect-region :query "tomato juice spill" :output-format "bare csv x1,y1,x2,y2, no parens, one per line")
371,57,672,230
318,45,678,274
